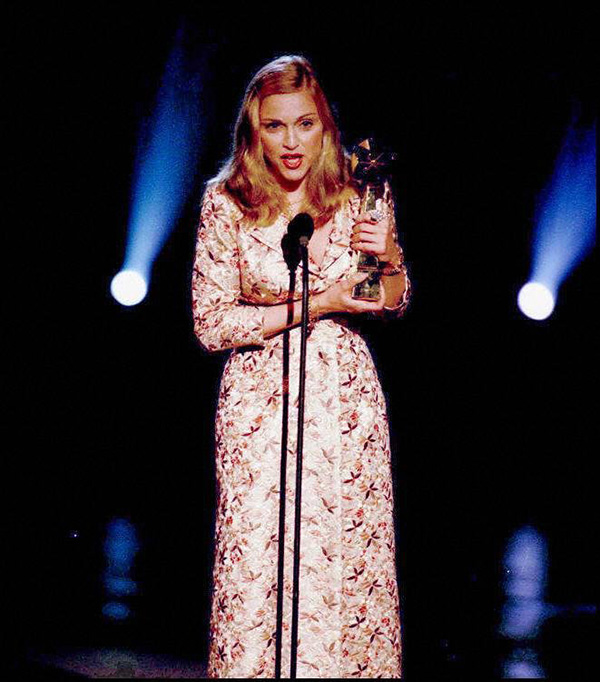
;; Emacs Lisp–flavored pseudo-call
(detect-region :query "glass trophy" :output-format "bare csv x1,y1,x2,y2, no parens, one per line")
350,139,397,301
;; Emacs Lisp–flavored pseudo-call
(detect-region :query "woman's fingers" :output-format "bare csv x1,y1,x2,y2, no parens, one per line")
351,234,387,256
325,272,386,315
355,212,381,224
351,227,380,240
344,271,369,288
352,218,389,252
351,233,380,244
338,272,368,296
352,222,383,235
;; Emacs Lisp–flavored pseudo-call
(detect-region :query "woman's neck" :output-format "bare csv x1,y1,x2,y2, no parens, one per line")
275,174,307,205
284,186,306,205
286,194,305,208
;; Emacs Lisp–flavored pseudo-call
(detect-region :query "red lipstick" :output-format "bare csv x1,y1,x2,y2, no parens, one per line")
281,154,303,169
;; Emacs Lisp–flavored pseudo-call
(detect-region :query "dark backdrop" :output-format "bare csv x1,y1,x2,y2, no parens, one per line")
5,3,597,677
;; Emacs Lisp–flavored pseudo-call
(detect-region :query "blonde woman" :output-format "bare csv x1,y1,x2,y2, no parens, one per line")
192,55,410,678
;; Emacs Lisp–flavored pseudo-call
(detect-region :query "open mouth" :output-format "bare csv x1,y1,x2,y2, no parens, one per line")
281,154,303,169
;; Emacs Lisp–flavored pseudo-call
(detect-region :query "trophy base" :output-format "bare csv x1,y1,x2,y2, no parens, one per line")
352,271,381,301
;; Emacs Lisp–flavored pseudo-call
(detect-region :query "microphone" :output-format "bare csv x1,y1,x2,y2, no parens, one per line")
282,213,314,271
289,212,314,247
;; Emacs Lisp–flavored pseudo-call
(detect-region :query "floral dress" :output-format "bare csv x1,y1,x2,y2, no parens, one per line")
192,183,410,678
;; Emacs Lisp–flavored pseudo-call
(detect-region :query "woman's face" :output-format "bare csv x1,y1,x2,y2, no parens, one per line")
259,90,324,192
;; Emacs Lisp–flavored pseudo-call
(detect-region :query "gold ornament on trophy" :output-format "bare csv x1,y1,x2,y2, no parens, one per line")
350,138,398,301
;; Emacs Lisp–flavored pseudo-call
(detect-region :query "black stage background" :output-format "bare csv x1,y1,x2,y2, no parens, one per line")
5,3,597,677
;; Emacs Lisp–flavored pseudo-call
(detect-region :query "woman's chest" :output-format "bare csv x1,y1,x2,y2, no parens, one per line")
236,212,354,303
308,220,334,269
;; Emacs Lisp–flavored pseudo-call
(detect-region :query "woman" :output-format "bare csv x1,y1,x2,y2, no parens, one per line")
192,55,410,678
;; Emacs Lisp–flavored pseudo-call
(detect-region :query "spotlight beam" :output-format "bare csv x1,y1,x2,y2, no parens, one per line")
112,24,204,306
519,114,596,320
531,119,596,294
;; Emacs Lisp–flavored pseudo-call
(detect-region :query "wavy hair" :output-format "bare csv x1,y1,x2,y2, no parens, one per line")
211,55,355,226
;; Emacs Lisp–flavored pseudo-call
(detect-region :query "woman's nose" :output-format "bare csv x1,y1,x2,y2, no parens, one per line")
283,126,298,149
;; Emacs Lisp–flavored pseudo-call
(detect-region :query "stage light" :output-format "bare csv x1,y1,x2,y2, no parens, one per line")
518,116,595,320
111,24,202,307
110,269,148,307
517,282,555,321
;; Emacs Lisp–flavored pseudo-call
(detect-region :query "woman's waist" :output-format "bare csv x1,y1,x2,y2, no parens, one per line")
225,316,372,388
230,315,364,361
272,314,359,343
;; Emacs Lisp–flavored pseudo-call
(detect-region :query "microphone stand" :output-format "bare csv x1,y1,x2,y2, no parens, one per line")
274,264,295,679
289,237,310,679
276,214,313,678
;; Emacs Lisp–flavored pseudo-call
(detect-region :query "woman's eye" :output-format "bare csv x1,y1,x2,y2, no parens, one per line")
265,122,280,130
300,119,314,128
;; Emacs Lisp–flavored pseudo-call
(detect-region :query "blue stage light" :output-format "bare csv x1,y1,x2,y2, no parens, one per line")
519,116,596,319
111,25,202,306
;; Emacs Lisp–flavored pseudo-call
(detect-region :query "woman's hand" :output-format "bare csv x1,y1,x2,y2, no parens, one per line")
351,212,400,263
317,272,385,316
263,273,384,339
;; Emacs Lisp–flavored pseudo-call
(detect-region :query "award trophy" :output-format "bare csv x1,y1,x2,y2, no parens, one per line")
350,138,397,301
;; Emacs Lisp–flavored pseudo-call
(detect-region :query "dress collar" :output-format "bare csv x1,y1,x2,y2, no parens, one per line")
241,195,359,274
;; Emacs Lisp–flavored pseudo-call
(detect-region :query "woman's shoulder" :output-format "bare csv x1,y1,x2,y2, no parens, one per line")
201,181,245,222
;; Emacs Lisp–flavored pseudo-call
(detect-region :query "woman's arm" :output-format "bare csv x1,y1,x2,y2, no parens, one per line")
262,271,385,339
192,186,266,353
351,186,411,316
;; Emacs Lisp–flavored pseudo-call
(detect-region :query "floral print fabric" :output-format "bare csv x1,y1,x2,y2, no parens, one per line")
192,184,410,678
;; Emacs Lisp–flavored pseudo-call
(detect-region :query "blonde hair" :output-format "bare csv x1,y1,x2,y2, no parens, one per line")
211,55,355,225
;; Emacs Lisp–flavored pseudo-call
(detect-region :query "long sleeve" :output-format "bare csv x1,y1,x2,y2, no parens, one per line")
378,181,412,318
192,185,265,353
